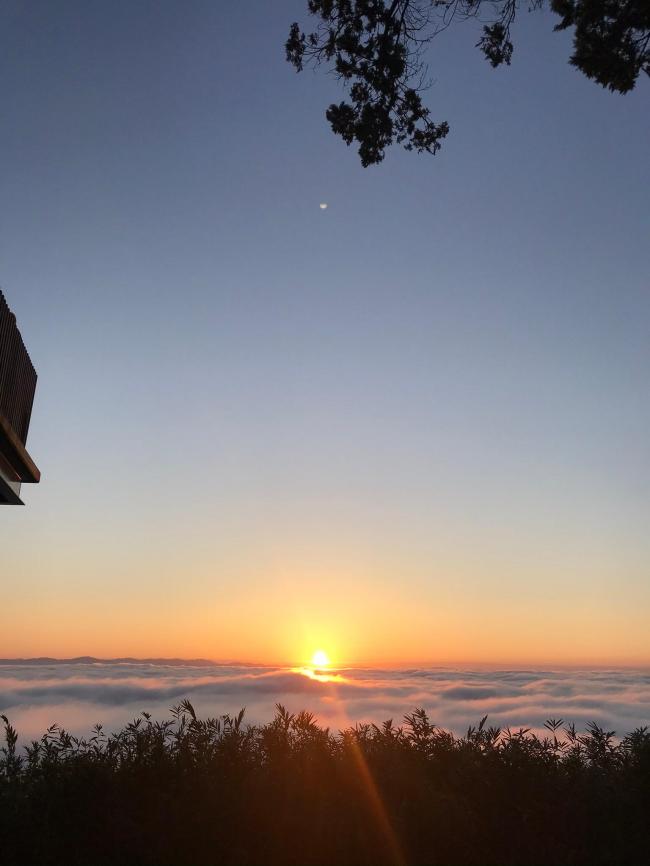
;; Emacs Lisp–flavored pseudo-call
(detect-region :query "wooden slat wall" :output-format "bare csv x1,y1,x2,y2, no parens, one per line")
0,290,38,446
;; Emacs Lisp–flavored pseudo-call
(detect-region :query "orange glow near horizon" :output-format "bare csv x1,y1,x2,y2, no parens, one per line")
295,650,340,683
2,554,650,666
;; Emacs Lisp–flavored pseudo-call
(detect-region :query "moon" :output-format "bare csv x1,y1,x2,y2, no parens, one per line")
319,203,328,210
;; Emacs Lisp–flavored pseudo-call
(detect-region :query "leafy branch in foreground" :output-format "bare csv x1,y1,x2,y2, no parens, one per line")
286,0,650,165
2,704,650,864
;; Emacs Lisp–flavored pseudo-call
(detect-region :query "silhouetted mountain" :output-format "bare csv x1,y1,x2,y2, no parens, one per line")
0,657,248,667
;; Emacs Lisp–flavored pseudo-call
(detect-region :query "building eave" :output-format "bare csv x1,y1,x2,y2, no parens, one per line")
0,411,40,484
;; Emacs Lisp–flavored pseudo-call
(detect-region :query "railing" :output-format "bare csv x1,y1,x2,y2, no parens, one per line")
0,290,38,446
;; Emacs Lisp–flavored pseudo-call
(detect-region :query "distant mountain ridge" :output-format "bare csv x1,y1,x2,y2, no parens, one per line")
0,657,251,667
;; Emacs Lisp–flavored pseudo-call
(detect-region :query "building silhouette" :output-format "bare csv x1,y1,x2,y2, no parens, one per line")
0,290,40,504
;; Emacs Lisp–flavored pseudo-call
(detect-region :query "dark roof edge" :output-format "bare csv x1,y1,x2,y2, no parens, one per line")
0,288,37,374
0,412,40,483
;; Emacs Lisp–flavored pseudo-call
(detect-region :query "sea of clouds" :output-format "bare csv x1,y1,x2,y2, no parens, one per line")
1,661,649,743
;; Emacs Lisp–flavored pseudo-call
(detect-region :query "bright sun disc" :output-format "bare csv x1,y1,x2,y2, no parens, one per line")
311,650,330,668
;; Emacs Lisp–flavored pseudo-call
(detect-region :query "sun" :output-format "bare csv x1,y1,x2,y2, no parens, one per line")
311,649,330,668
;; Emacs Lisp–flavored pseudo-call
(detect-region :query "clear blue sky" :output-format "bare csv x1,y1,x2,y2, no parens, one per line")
2,0,648,664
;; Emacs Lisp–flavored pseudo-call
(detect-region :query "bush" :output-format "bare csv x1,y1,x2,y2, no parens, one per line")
1,703,649,865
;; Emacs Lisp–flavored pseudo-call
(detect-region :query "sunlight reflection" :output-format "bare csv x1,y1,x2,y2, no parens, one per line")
292,664,405,865
294,666,347,684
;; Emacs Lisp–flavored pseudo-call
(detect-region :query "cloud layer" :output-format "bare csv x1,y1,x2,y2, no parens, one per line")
1,661,649,743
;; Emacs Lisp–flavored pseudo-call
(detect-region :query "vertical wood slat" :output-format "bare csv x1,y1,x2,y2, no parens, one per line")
0,290,38,446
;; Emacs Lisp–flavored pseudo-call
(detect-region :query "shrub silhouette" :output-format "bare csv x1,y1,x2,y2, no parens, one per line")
1,704,649,865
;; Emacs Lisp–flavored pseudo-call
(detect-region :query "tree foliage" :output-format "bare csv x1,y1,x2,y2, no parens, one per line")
2,706,650,864
286,0,650,165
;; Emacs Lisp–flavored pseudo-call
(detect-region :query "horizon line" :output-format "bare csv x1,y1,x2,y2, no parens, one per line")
1,655,649,670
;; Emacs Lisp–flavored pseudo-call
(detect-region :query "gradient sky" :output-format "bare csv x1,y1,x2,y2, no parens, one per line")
1,0,648,665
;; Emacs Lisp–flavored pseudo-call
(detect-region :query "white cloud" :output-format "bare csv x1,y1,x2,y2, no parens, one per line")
1,662,648,743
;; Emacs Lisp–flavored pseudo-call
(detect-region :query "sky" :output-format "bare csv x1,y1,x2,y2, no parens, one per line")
1,0,649,666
